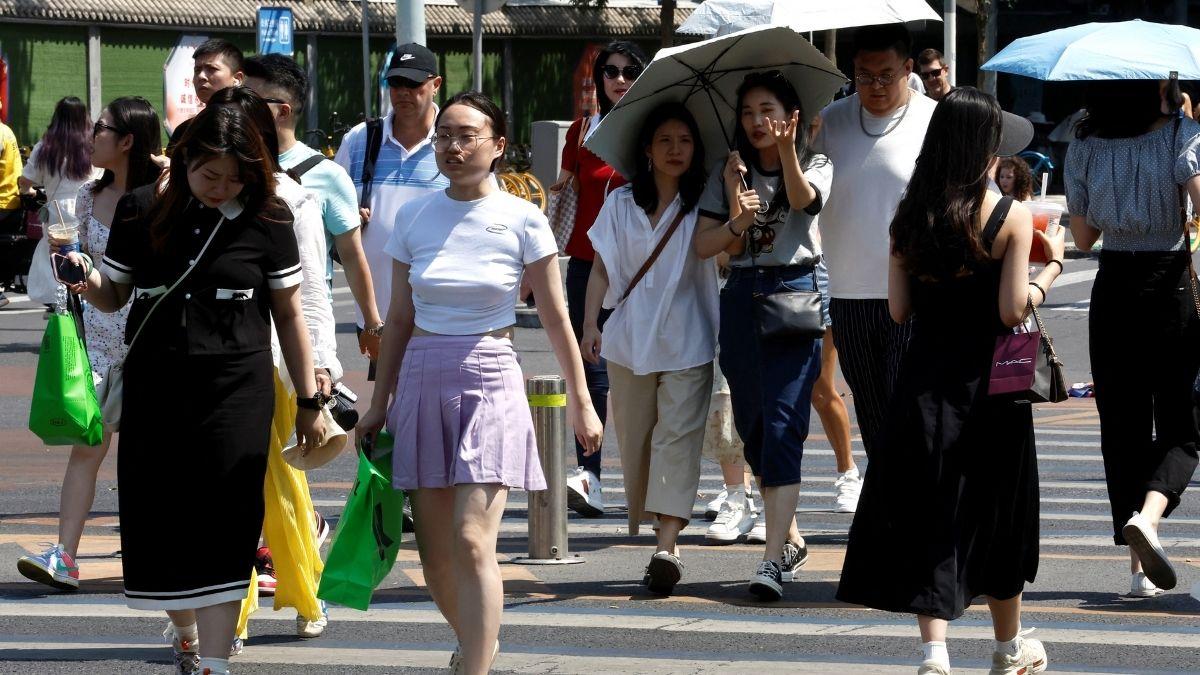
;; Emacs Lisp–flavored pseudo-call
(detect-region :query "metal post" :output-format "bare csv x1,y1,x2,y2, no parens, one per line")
86,27,102,119
396,0,427,45
473,0,484,91
362,0,373,117
306,35,319,132
512,376,584,565
944,0,956,87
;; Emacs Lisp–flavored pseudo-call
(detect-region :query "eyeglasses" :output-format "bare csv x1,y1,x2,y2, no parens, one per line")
432,133,498,152
93,121,124,136
261,97,288,106
920,67,946,80
854,72,898,88
600,65,642,81
387,76,428,89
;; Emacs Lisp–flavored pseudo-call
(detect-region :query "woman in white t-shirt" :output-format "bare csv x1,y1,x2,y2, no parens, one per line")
358,93,603,675
579,103,718,596
19,96,101,218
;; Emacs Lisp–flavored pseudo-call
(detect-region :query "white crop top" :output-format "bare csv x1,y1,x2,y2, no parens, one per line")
384,189,559,335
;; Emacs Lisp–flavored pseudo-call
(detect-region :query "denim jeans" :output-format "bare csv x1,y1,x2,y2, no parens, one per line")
566,257,611,476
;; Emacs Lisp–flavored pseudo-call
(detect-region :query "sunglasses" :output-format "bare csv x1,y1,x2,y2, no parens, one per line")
93,121,124,136
920,67,946,80
387,76,429,89
601,65,642,81
261,97,288,106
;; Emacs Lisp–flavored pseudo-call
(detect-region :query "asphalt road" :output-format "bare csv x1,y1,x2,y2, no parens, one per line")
0,254,1197,674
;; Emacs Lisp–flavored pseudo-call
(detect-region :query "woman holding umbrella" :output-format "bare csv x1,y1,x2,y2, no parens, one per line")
1065,78,1200,598
693,70,833,601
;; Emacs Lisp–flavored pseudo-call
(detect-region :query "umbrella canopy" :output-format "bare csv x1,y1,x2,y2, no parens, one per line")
586,25,847,180
981,19,1200,81
677,0,940,37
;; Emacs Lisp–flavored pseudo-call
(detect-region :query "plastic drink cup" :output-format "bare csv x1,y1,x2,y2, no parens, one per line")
1025,201,1063,263
45,201,80,254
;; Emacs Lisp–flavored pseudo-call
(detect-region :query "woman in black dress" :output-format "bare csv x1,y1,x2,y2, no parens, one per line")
70,103,324,675
837,88,1065,675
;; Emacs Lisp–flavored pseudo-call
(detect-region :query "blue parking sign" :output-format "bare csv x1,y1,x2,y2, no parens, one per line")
257,7,294,56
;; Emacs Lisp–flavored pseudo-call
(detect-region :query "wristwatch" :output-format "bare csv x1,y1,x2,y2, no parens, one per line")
296,392,330,410
362,322,385,337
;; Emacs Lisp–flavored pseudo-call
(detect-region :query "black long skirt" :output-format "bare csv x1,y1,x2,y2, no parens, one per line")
117,347,274,610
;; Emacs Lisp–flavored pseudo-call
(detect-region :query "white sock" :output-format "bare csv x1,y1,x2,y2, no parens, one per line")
198,656,230,674
922,641,949,667
996,631,1022,657
173,622,198,644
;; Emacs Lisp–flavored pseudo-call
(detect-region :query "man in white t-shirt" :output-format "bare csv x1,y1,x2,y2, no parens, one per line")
812,24,936,460
334,43,450,380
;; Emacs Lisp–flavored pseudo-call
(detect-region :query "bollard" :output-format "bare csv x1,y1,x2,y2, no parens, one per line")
511,375,584,565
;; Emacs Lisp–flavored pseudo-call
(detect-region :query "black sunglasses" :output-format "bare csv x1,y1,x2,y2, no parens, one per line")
920,67,946,80
261,97,288,106
93,121,124,136
387,76,429,89
600,65,642,81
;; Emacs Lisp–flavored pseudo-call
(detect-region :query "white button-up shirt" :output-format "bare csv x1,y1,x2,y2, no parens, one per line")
588,186,719,376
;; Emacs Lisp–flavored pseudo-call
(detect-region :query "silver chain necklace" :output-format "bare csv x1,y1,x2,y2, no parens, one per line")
859,91,911,138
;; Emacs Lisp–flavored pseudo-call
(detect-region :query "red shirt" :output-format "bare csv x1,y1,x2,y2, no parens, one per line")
561,117,627,261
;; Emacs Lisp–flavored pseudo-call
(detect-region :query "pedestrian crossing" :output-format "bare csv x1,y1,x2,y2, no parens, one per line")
2,399,1197,673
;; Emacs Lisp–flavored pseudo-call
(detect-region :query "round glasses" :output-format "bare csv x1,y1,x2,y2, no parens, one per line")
432,133,498,152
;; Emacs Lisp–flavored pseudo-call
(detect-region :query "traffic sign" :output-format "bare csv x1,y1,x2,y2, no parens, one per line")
257,6,294,56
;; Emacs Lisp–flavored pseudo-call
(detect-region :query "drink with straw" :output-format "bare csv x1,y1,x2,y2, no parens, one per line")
45,201,84,284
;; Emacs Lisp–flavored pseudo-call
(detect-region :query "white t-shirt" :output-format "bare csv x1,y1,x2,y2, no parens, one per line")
384,189,558,335
813,92,936,299
588,187,718,375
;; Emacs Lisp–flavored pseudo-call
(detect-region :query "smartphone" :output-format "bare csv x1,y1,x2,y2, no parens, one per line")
52,252,85,285
358,432,375,459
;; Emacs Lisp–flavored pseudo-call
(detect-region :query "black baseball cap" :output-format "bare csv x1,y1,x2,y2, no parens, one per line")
385,43,437,82
996,110,1034,157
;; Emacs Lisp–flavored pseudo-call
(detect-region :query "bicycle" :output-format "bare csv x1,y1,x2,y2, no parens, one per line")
303,111,357,158
498,144,548,212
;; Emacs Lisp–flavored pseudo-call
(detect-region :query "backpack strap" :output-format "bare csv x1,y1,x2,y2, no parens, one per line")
291,155,327,181
359,118,385,215
982,195,1014,251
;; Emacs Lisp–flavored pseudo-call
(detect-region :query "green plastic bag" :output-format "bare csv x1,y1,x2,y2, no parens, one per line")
318,432,405,610
28,310,103,447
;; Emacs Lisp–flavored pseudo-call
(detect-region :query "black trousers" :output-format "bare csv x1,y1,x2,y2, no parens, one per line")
829,298,914,459
565,257,610,476
1091,250,1200,545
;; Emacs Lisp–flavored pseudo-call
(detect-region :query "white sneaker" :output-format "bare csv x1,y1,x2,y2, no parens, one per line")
745,510,766,544
834,467,862,513
1129,572,1165,598
706,489,754,544
296,600,329,637
566,467,604,517
704,489,728,521
918,660,951,675
989,631,1047,675
1123,511,1176,590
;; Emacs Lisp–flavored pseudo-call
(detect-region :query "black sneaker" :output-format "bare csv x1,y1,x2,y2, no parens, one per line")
749,560,783,601
780,538,809,582
645,551,683,596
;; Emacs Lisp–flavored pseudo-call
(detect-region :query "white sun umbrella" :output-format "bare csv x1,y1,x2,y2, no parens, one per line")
677,0,941,37
585,25,847,181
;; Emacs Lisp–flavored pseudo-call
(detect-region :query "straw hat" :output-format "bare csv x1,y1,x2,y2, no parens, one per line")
282,407,348,470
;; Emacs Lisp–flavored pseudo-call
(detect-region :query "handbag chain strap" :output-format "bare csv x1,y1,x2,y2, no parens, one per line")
125,216,225,355
1026,296,1063,365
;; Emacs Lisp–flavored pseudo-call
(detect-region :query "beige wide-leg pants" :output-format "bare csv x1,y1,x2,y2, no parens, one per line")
607,361,713,535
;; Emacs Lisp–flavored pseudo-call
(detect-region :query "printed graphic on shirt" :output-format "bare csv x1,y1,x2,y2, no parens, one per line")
748,201,786,257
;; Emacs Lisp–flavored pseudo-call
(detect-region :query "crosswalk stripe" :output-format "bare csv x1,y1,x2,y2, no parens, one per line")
2,602,1197,649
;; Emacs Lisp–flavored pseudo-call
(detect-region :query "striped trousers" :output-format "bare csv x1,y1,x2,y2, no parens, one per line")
828,298,914,459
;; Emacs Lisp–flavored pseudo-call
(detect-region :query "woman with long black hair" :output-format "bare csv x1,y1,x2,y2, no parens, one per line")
694,70,832,601
68,102,323,675
552,41,647,516
837,88,1064,675
17,97,161,593
1066,78,1200,599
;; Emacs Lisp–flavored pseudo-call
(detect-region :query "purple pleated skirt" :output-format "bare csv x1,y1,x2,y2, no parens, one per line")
387,335,547,491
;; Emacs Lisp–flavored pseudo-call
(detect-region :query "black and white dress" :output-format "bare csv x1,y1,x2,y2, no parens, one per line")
101,187,301,609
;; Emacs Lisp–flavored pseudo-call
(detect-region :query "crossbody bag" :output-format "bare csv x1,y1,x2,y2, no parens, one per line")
617,207,689,303
100,217,226,430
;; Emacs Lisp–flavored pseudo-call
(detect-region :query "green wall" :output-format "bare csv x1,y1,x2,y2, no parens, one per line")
0,24,88,145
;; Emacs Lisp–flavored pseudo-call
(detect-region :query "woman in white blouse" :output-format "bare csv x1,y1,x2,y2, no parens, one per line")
580,102,719,596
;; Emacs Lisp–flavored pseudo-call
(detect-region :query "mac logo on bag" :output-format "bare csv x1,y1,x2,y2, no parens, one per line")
996,357,1033,367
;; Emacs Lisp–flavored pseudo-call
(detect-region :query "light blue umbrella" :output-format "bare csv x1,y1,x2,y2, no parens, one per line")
981,19,1200,81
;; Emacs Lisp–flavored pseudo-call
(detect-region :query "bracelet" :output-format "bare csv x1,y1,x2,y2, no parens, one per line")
726,220,744,237
1028,281,1047,303
79,252,94,276
362,322,385,337
1046,259,1064,273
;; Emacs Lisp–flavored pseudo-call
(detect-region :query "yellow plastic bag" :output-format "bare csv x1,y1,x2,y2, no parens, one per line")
237,372,325,638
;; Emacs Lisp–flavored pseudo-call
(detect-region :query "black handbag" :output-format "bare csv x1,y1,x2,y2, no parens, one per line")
328,383,360,431
754,286,825,340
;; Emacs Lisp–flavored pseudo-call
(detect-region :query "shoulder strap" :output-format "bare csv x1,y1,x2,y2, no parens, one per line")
359,118,385,212
291,155,327,181
573,117,591,173
982,195,1014,250
125,216,225,354
1177,118,1200,318
619,207,688,303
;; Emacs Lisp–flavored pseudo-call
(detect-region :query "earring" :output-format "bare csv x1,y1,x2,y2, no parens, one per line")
647,157,653,171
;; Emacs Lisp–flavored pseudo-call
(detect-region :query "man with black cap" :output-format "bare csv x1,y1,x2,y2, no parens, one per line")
334,43,449,380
